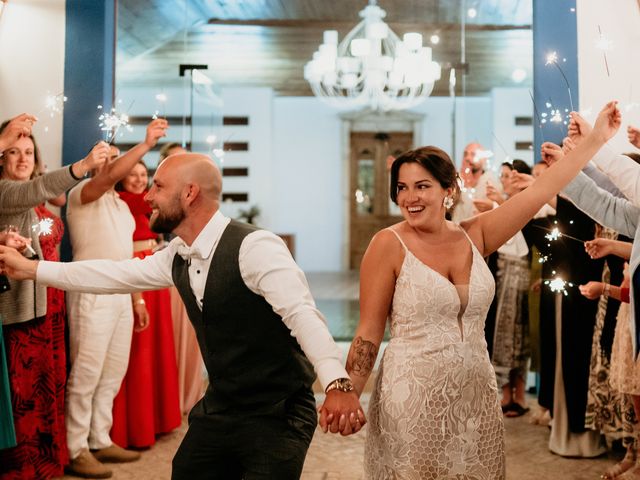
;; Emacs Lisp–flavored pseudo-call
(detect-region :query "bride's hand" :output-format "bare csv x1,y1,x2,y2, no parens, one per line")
591,101,621,143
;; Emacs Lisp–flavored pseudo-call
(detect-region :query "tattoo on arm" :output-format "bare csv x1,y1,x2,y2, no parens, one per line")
346,336,378,378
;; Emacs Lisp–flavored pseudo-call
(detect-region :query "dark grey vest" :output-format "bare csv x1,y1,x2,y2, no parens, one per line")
171,220,316,412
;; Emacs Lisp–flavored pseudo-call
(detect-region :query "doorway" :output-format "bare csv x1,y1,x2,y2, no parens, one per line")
349,131,412,269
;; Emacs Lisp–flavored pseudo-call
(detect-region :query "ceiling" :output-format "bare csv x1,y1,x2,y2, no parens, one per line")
116,0,533,96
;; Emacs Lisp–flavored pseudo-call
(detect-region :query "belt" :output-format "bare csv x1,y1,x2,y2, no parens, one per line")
133,238,158,252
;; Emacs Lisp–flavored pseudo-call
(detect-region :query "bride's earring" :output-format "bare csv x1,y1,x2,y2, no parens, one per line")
443,196,454,209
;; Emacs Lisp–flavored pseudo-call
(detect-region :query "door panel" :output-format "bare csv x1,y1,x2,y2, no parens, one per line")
349,131,413,269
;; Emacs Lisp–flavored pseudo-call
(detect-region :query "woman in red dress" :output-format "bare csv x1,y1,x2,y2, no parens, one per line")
110,160,181,448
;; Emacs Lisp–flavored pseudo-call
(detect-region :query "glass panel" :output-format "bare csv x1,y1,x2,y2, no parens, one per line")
355,158,375,215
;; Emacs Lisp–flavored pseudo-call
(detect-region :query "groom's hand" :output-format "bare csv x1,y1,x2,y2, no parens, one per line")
318,390,366,436
0,246,38,280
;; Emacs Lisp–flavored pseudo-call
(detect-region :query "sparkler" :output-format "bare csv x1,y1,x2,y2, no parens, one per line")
98,106,132,144
529,90,546,143
152,93,168,119
596,25,611,77
39,92,67,118
545,274,574,296
36,92,68,133
545,51,574,112
534,224,585,245
491,132,510,160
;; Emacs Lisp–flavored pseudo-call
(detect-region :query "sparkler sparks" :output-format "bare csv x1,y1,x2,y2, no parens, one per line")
545,227,561,241
32,218,54,237
42,93,67,117
98,106,132,144
545,275,574,296
545,51,558,66
535,224,585,245
544,51,574,111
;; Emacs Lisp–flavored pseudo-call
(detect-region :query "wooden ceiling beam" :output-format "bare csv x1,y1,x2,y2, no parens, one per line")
206,18,531,31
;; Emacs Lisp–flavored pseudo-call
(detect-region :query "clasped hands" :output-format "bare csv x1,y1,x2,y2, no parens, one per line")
317,390,367,436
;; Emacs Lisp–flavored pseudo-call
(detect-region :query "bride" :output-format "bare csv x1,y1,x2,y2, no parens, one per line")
318,101,621,479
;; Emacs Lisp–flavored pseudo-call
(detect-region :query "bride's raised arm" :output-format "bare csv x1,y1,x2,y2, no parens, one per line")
463,101,621,257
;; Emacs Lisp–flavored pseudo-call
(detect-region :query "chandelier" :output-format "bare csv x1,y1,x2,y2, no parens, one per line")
304,0,441,112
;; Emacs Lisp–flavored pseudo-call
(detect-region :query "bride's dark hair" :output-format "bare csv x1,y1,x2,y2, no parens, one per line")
389,146,460,204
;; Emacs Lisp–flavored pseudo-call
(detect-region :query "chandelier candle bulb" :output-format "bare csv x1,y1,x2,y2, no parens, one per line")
323,30,338,45
351,38,371,57
367,22,388,39
403,33,422,51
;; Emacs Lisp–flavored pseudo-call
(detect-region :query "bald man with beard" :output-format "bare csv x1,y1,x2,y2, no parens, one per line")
0,153,364,479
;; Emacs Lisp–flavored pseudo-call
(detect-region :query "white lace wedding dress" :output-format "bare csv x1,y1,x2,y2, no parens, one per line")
364,229,505,479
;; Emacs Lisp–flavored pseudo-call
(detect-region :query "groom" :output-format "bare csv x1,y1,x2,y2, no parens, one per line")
0,153,365,479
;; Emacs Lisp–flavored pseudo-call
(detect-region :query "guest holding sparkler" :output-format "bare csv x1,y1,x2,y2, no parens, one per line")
451,142,499,223
580,239,640,480
110,159,181,449
511,143,608,456
62,118,167,478
0,114,109,479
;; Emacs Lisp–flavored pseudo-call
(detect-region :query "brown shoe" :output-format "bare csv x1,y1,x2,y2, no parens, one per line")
92,444,141,463
65,449,113,479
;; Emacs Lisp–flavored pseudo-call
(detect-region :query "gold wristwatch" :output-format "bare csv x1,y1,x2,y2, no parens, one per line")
325,377,355,394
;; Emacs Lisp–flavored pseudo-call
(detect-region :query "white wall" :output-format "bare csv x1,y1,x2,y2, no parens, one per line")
410,97,493,168
491,88,533,165
272,98,342,271
0,0,66,171
577,0,640,153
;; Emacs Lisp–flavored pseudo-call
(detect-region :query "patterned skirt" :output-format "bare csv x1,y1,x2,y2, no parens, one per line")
585,268,634,443
0,287,69,479
491,253,531,389
0,322,16,449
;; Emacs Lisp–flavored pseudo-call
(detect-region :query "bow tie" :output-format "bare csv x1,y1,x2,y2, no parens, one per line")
176,243,206,262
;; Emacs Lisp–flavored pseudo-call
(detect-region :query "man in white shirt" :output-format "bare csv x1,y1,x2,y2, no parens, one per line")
63,119,167,478
0,153,364,479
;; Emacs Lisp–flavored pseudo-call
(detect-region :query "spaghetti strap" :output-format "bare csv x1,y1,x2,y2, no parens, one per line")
386,228,408,251
458,227,481,256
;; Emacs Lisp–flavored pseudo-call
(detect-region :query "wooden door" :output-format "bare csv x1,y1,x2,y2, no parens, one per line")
349,131,413,269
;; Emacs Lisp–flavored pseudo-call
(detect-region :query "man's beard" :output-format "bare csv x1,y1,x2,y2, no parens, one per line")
150,204,185,234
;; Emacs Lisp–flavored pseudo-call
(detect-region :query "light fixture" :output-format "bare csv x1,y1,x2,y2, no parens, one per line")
467,7,477,19
304,0,441,112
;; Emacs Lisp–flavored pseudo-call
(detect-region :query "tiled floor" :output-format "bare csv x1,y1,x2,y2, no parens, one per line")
61,395,618,479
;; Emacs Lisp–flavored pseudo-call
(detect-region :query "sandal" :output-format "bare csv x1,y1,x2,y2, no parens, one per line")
504,403,530,417
602,447,636,479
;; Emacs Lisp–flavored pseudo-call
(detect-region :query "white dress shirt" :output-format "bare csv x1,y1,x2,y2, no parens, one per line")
591,145,640,205
38,210,348,389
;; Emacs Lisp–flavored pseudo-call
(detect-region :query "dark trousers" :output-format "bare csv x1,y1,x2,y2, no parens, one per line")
172,387,317,480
